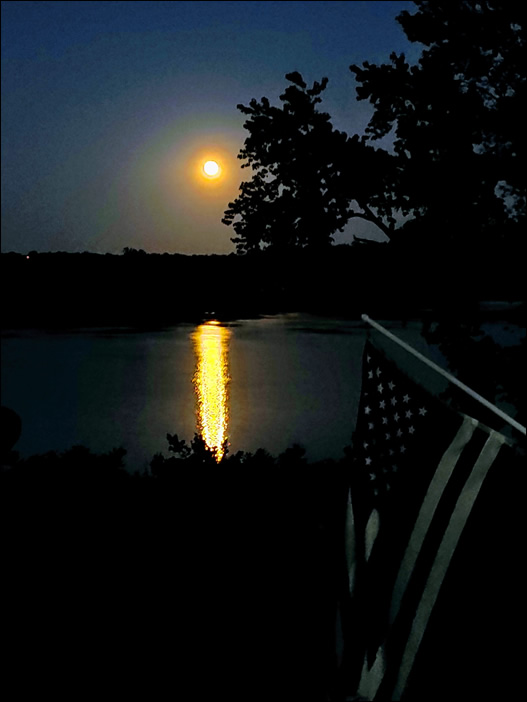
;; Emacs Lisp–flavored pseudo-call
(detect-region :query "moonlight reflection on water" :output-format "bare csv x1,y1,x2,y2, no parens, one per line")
192,321,231,461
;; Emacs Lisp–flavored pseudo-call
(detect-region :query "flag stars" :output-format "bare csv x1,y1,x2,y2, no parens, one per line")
359,347,432,483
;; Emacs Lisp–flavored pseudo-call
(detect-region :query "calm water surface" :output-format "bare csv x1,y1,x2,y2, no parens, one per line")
0,314,484,469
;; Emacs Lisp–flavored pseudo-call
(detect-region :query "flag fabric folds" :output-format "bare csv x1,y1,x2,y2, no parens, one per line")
342,339,521,700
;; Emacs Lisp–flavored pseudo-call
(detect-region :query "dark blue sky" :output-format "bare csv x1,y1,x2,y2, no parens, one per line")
1,0,420,254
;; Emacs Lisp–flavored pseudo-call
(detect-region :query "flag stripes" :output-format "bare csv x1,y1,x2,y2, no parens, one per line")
388,415,477,627
344,340,511,701
391,429,506,699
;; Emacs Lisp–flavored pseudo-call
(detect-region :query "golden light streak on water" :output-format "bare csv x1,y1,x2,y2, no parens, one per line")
192,321,231,462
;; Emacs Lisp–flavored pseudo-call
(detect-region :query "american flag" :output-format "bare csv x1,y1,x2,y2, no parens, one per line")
341,339,515,700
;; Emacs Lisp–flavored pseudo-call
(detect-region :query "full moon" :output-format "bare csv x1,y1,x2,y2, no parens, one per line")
203,160,219,176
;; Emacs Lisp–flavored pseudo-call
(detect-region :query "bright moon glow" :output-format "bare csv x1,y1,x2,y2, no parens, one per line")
192,321,230,461
203,160,219,176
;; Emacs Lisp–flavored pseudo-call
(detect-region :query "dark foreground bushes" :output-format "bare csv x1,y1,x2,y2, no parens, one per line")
1,437,351,700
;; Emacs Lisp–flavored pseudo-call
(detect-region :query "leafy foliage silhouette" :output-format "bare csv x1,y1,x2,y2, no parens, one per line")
225,4,524,259
223,72,398,253
350,1,525,252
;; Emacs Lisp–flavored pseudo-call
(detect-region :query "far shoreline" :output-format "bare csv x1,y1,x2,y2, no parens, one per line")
2,300,524,334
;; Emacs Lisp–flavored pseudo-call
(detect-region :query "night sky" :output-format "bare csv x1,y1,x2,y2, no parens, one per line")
1,0,420,255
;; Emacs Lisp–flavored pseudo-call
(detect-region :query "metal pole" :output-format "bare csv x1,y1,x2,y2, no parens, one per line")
361,314,526,437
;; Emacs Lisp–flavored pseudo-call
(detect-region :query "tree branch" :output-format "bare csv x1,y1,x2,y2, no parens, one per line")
348,204,395,240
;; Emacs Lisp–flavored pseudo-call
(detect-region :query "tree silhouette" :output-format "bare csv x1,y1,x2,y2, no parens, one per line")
122,246,147,256
223,72,399,253
350,1,525,252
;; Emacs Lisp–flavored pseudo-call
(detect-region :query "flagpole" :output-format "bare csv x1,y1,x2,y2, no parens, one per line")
361,314,526,437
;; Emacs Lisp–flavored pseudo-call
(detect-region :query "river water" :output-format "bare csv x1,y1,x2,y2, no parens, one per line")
1,313,520,470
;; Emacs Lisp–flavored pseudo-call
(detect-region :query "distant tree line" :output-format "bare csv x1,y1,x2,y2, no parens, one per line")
2,248,523,329
3,244,525,332
223,2,525,257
